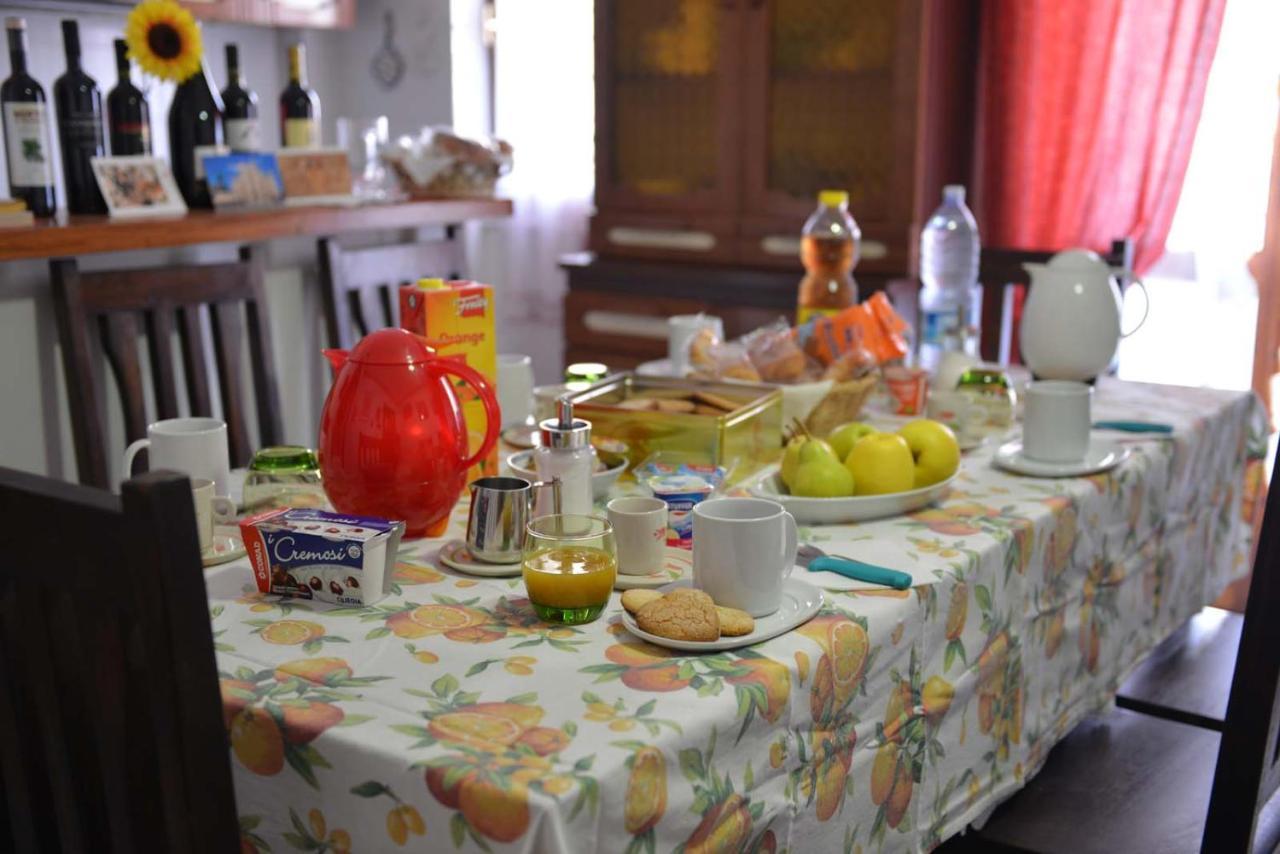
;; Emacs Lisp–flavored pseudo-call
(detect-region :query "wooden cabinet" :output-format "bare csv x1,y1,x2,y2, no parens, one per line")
590,0,977,275
179,0,355,28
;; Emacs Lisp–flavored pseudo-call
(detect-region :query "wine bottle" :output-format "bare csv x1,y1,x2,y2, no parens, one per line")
107,39,150,156
279,43,319,148
168,57,223,208
221,44,259,152
1,17,55,217
53,19,106,215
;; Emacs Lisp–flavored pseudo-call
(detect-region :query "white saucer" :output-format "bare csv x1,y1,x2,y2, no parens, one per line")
993,439,1130,478
614,547,692,590
437,540,522,577
620,578,824,652
202,530,246,567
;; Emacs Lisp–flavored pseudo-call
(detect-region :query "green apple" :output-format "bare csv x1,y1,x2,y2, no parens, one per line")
781,436,838,488
791,457,855,497
827,421,878,461
845,433,915,495
898,419,961,488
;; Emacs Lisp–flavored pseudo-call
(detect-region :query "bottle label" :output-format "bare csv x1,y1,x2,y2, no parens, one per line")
225,117,260,152
3,102,55,187
61,113,104,150
114,120,150,153
920,307,961,346
796,306,840,325
284,117,318,148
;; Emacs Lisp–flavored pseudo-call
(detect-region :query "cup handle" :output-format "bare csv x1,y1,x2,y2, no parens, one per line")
781,511,797,579
122,438,150,480
1120,277,1150,338
211,495,237,521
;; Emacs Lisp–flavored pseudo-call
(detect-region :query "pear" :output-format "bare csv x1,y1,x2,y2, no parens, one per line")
781,436,838,488
780,434,806,487
827,421,878,461
792,456,855,497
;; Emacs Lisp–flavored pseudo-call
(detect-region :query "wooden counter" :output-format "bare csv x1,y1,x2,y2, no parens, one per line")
0,198,513,262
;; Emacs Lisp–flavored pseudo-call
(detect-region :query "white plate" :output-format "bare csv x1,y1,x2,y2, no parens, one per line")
506,450,627,499
437,540,522,577
992,439,1130,478
620,578,824,652
749,467,957,525
614,547,692,590
202,529,246,568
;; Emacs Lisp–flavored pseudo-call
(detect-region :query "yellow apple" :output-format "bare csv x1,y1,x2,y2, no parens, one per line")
827,421,878,461
898,419,961,488
845,433,915,495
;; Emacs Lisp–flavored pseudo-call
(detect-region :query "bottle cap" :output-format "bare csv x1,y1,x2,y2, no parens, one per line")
943,185,966,202
538,397,592,449
417,277,447,290
818,189,848,208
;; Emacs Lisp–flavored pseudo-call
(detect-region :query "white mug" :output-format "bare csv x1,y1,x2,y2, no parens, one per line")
668,314,724,376
497,353,535,428
123,417,231,497
191,478,236,552
607,496,667,575
692,497,797,617
1022,380,1092,462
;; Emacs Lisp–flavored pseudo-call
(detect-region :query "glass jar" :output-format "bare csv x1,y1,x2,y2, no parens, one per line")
954,368,1017,437
242,446,327,512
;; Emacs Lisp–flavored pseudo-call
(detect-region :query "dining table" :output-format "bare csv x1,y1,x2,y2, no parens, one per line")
208,377,1268,853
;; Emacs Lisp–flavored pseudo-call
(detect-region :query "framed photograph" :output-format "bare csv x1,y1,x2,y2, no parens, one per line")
89,156,187,219
204,152,284,210
276,148,356,206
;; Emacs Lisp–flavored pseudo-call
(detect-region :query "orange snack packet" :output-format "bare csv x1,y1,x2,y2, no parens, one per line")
794,291,909,366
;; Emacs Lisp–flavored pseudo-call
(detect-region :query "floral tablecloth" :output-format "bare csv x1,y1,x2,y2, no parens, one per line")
209,379,1268,853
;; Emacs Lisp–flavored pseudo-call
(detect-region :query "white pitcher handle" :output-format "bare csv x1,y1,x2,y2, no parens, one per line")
1120,277,1149,338
781,511,797,579
122,438,150,480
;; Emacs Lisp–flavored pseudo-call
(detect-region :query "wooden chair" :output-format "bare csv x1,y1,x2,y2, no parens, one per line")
0,468,238,853
51,246,283,489
317,233,462,349
943,461,1280,853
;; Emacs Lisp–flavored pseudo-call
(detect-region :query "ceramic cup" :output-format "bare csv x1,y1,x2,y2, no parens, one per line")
1022,380,1092,462
692,497,797,617
123,417,232,497
606,496,667,575
668,314,724,376
497,353,535,428
191,477,235,552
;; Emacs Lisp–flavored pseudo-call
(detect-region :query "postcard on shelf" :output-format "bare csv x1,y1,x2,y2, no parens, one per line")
276,148,357,206
205,152,284,210
90,156,187,219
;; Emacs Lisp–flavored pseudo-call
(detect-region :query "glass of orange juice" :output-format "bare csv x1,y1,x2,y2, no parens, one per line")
522,514,617,624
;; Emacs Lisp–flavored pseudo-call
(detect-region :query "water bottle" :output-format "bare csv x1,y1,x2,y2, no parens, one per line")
918,185,980,373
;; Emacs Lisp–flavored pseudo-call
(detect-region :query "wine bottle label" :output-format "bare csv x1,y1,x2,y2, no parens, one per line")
225,117,261,152
61,113,104,150
284,117,318,148
3,101,55,187
114,120,150,151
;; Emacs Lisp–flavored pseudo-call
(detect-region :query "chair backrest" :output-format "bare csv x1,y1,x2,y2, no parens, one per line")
317,234,462,349
51,246,283,489
0,468,238,854
977,238,1133,364
1204,460,1280,851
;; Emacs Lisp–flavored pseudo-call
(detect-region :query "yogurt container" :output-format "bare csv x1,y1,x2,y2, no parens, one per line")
649,473,714,549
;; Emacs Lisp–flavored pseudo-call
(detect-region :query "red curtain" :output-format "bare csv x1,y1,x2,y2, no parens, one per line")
975,0,1226,273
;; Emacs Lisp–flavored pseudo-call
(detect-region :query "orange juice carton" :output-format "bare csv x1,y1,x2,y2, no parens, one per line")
400,278,498,483
240,508,405,606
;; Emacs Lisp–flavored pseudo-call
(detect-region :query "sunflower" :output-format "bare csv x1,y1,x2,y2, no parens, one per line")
124,0,202,83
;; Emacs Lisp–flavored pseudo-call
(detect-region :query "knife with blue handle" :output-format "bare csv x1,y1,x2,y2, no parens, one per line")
1092,420,1174,434
796,544,913,589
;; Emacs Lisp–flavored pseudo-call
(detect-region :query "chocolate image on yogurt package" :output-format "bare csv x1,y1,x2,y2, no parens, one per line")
240,508,405,606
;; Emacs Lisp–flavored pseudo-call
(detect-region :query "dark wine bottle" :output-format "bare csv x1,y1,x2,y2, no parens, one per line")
168,58,223,208
0,17,54,217
107,39,149,156
53,19,106,215
221,44,259,152
279,43,319,148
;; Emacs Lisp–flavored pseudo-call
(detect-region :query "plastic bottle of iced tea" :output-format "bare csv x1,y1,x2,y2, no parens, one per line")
797,189,860,324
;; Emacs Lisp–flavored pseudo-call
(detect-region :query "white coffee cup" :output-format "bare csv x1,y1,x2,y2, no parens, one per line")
607,496,667,575
123,417,232,497
692,497,797,617
668,314,724,376
1022,380,1092,462
191,477,236,552
498,353,535,428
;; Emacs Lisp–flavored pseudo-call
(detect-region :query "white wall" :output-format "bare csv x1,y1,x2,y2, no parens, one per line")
0,1,456,483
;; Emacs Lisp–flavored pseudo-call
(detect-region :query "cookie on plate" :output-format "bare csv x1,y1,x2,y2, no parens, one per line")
636,589,719,642
621,588,662,615
715,605,754,637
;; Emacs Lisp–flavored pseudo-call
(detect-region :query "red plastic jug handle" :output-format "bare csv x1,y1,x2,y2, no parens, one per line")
431,358,501,472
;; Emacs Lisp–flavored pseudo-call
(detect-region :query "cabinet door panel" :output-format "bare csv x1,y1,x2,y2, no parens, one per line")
594,0,741,214
740,0,922,229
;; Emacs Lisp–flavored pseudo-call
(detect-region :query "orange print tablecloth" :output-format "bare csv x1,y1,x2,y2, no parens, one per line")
207,379,1268,853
